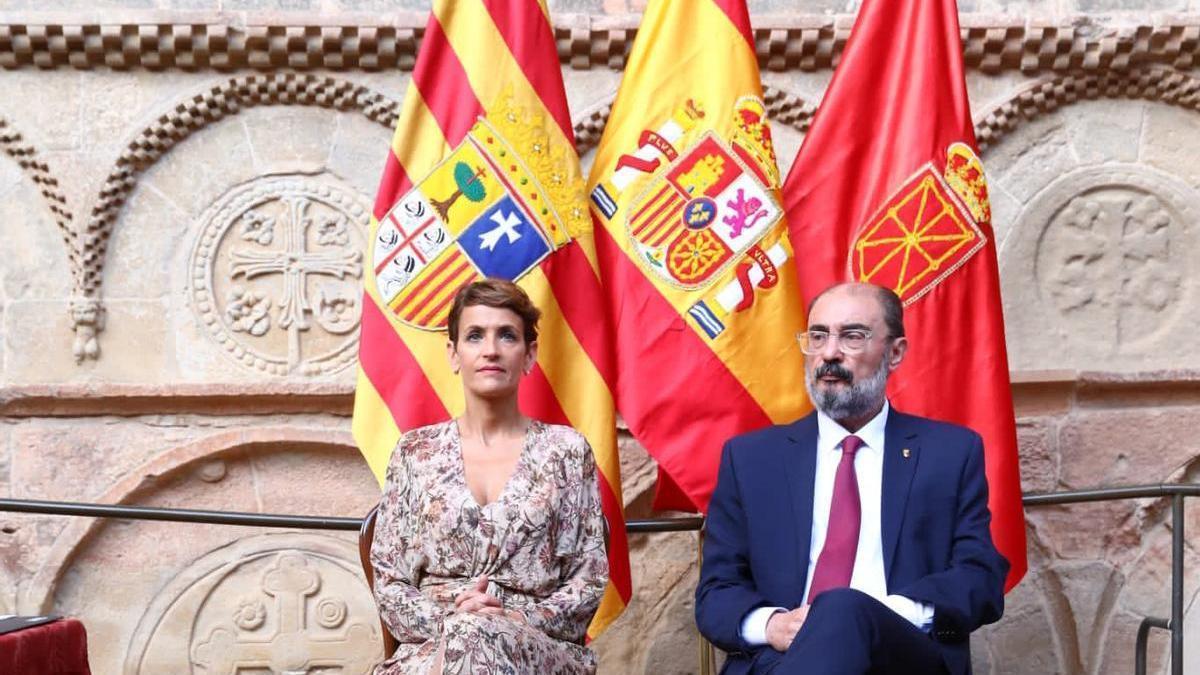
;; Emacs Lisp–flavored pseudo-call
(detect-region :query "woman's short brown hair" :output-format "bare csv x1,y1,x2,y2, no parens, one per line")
446,278,541,344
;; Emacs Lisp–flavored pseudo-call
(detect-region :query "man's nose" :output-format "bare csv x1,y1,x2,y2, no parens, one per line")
819,335,843,361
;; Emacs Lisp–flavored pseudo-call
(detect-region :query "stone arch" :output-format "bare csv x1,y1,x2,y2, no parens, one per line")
19,426,360,615
0,115,83,352
0,116,74,259
73,72,402,360
974,67,1200,153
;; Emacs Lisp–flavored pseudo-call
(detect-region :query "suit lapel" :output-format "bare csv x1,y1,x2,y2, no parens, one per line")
881,409,920,582
783,413,818,603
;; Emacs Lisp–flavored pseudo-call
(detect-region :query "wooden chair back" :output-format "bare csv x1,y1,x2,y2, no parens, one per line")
359,504,400,661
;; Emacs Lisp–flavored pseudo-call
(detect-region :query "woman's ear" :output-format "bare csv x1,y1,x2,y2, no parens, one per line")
524,340,538,374
447,338,461,374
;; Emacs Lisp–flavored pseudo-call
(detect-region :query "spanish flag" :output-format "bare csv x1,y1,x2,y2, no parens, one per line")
352,0,630,636
782,0,1027,590
587,0,810,512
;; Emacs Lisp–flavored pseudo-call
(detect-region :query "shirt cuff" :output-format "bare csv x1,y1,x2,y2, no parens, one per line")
740,606,785,646
881,594,934,631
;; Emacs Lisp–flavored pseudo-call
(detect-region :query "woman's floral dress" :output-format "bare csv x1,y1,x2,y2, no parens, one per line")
370,420,609,675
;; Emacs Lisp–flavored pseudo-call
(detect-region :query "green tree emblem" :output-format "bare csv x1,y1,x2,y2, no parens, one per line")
432,162,487,221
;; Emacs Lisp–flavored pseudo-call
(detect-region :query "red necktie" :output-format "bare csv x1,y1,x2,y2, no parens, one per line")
807,434,863,603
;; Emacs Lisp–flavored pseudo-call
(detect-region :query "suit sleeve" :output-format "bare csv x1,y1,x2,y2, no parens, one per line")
695,439,771,653
892,431,1009,641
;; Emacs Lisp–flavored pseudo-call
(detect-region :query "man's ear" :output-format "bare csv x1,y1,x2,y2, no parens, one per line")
888,336,908,370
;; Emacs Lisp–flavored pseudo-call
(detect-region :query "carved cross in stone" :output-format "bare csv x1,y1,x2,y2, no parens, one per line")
191,554,377,675
229,197,362,371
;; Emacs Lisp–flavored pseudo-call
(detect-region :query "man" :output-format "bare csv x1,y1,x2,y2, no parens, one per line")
695,282,1008,674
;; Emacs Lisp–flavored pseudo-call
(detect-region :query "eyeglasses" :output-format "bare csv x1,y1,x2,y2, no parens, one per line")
796,329,874,355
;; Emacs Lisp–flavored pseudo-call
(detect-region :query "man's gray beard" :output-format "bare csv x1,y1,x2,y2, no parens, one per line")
805,359,890,422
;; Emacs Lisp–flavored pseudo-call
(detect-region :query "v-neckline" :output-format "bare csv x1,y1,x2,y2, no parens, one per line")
452,419,538,509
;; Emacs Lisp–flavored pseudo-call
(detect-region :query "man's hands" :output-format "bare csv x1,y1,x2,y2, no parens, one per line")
765,605,811,652
453,575,527,623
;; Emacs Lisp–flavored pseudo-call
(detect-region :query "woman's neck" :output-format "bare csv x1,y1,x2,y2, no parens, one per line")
459,397,526,447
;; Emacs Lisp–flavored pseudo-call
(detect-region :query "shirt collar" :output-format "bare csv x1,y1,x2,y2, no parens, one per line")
815,399,889,455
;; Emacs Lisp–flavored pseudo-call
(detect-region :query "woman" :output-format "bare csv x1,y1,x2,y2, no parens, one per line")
370,278,609,675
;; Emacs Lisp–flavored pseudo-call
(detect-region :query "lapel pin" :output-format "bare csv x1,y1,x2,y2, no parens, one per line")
902,448,911,459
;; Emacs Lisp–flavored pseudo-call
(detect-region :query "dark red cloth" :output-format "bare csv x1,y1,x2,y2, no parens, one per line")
807,435,863,601
0,618,91,675
781,0,1027,592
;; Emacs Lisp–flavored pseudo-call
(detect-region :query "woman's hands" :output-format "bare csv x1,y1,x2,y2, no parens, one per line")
453,575,527,624
454,575,501,614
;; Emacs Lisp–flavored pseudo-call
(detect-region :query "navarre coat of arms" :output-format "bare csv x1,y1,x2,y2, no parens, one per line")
851,142,991,305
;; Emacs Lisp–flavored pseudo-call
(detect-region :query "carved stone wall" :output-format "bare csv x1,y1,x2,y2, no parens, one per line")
1,2,1199,674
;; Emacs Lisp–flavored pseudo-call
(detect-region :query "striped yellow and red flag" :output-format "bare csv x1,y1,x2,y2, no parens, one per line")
352,0,630,636
586,0,810,512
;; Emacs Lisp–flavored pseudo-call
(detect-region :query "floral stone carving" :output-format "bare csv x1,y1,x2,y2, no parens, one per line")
1005,165,1199,368
190,176,368,376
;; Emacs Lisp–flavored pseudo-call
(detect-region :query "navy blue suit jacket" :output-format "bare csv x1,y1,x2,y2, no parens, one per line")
695,409,1008,675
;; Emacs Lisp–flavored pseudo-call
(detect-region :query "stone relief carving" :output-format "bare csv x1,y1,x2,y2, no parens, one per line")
69,72,401,363
226,288,273,338
0,117,73,255
1006,165,1197,365
232,597,268,631
125,533,380,675
70,69,814,367
68,297,105,362
191,176,368,376
1039,190,1180,331
240,210,277,246
191,554,376,674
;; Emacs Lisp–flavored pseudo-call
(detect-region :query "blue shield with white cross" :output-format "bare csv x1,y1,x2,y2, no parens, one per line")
459,195,551,280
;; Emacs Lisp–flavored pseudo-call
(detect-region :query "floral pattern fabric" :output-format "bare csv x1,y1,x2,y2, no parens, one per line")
371,420,609,675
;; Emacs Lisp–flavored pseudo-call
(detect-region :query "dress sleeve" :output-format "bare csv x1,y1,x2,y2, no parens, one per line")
525,436,610,643
370,434,449,643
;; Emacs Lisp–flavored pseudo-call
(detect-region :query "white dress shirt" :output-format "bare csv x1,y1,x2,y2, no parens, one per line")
740,401,934,645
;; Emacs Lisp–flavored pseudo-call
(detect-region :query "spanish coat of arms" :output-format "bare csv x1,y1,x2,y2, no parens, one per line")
590,96,793,340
